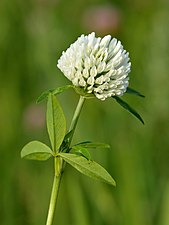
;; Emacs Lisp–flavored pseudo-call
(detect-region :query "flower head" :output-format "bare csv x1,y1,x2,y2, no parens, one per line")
57,32,131,100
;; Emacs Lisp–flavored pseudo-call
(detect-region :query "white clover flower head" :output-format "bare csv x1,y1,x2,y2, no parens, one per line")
57,32,131,100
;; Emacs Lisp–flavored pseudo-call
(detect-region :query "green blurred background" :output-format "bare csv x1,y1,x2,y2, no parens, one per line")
1,0,169,224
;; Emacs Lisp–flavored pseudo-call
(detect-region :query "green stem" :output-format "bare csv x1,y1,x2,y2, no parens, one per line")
68,95,85,145
46,95,85,225
46,174,61,225
46,157,62,225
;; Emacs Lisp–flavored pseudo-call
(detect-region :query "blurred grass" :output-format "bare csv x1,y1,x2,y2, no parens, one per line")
1,0,169,224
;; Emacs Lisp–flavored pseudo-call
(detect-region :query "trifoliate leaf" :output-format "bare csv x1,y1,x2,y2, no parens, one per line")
126,87,145,98
47,93,66,152
21,141,53,161
113,96,144,124
58,153,116,186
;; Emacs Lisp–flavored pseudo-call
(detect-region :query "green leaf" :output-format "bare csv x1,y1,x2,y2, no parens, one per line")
113,96,144,124
47,93,66,152
36,85,73,103
52,85,73,95
58,153,116,186
36,89,54,103
21,141,53,161
71,145,91,160
126,87,145,98
76,141,110,149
